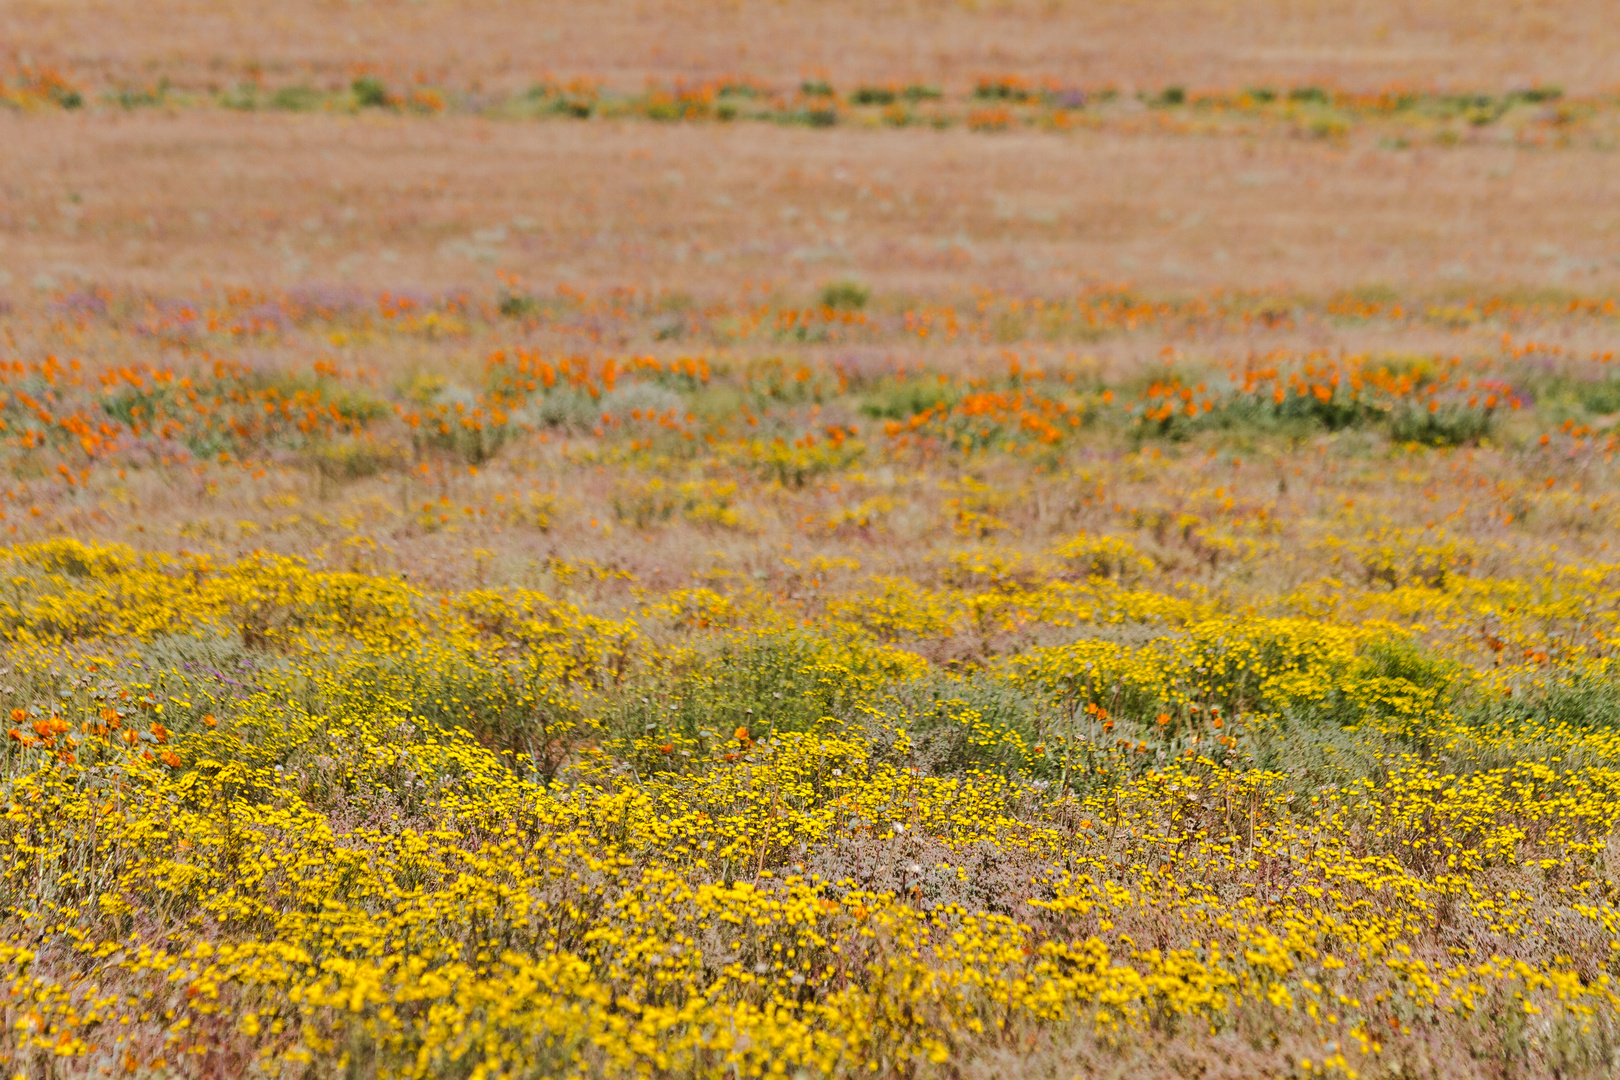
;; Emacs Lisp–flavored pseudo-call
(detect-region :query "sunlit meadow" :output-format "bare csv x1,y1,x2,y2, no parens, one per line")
5,3,1620,1079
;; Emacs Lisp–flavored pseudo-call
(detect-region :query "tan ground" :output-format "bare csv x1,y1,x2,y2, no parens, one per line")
7,0,1620,94
4,108,1619,302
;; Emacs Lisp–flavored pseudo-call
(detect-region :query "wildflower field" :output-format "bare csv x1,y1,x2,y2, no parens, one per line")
5,2,1620,1078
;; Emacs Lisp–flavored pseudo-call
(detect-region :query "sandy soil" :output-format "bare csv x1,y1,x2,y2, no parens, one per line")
7,0,1620,94
4,108,1618,302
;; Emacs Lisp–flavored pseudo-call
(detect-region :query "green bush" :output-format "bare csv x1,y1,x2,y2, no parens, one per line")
306,435,405,486
1387,402,1494,446
851,86,896,106
353,76,390,109
270,85,322,112
860,378,960,420
818,279,869,310
1576,377,1620,415
498,291,540,319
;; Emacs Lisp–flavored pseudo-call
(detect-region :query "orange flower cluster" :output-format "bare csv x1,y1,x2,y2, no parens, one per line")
885,389,1081,451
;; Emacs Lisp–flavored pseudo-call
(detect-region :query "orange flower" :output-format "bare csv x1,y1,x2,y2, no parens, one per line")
159,751,182,768
150,724,169,744
9,708,23,723
734,726,750,743
202,714,218,729
1156,713,1171,727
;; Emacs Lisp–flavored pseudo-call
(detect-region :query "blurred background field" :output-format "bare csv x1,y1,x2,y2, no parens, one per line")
4,3,1620,1079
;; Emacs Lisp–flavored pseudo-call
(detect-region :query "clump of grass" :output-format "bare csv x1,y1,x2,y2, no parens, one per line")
850,85,896,106
352,75,391,109
859,376,959,419
818,279,869,310
270,84,322,111
1387,401,1495,446
305,434,405,491
497,290,540,318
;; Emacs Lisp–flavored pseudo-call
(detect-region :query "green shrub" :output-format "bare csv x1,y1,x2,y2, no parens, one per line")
353,76,390,109
851,86,896,106
611,632,874,750
798,106,838,128
1576,378,1620,415
498,291,540,319
860,378,960,420
1387,402,1494,446
818,279,869,310
306,435,405,486
220,83,259,111
270,85,322,112
110,80,170,109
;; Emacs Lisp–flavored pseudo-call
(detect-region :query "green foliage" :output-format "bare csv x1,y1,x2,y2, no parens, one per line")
220,82,260,111
270,85,323,112
353,76,390,109
109,79,170,109
1574,377,1620,415
798,106,838,127
1387,402,1494,446
851,86,896,106
498,291,541,319
818,279,869,311
611,632,897,751
859,378,960,420
306,435,404,486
